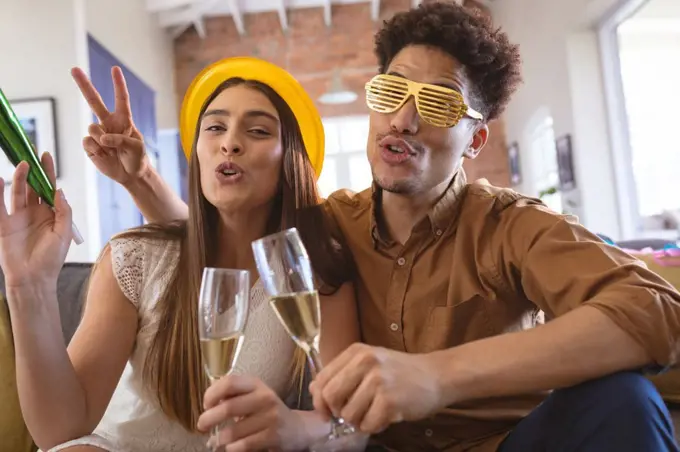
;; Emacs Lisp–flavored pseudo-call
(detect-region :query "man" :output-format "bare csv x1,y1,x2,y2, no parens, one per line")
73,2,680,451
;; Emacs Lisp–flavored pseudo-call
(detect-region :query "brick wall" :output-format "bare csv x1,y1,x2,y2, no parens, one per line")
174,0,511,187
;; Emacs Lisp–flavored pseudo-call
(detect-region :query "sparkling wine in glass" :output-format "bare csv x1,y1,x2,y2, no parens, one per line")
252,228,360,452
198,268,250,448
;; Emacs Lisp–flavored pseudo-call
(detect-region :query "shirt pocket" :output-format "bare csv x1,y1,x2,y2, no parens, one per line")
422,294,496,352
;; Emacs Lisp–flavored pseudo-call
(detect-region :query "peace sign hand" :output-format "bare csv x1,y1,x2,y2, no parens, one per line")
71,66,150,186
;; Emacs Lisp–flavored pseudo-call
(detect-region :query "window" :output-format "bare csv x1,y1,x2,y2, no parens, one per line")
529,115,562,214
617,17,680,219
317,115,373,197
599,0,680,238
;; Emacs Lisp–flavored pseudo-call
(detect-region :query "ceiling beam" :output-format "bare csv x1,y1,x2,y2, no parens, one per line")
371,0,380,21
146,0,196,12
193,16,207,38
171,22,193,39
158,6,198,27
277,0,289,31
227,0,246,35
322,0,332,27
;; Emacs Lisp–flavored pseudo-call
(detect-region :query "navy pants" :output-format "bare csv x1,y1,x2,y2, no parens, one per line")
499,371,679,451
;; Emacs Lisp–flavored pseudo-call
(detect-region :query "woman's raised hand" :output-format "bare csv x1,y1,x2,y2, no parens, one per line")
71,66,149,186
0,153,72,290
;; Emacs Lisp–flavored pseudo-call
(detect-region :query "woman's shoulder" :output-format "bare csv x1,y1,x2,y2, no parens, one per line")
109,228,181,269
107,224,184,308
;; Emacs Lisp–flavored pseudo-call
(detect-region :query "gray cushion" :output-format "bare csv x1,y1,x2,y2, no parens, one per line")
0,263,92,344
616,238,676,251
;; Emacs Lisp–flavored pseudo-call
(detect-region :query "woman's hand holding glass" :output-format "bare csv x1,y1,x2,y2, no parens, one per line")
197,374,309,452
198,268,249,450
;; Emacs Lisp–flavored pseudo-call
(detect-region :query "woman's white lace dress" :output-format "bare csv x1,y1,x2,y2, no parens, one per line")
47,236,296,452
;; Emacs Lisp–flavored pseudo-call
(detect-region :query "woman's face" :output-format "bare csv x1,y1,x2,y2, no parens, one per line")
196,84,283,214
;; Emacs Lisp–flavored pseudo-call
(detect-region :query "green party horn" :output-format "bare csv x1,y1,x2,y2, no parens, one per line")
0,87,83,245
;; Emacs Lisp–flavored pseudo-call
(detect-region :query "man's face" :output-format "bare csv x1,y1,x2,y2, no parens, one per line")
366,45,489,196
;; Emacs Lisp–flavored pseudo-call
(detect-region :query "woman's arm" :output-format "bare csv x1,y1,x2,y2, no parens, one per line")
9,248,138,450
71,67,189,224
122,164,189,223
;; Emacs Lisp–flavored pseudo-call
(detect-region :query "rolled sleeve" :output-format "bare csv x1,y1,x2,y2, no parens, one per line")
496,198,680,368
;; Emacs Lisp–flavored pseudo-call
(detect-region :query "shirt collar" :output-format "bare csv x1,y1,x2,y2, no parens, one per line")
370,168,468,246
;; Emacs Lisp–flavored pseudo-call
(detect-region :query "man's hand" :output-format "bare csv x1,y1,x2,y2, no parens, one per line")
309,343,442,434
71,66,149,186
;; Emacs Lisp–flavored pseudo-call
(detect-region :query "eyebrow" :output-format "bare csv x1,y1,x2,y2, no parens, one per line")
203,109,279,123
387,71,461,92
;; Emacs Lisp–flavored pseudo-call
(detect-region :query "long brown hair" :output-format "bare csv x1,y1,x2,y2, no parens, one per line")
111,78,352,431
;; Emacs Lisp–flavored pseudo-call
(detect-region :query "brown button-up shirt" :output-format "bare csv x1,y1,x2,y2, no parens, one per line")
324,169,680,452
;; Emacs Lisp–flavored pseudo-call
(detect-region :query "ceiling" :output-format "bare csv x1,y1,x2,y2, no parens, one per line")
145,0,429,38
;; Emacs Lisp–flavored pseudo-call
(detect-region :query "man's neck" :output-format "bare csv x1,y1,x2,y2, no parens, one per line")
380,176,453,245
214,205,271,274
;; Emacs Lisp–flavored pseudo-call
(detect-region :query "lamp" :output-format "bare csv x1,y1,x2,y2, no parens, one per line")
318,71,357,105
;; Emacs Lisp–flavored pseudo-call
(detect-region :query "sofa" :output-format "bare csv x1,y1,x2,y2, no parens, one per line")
2,259,680,450
0,263,92,452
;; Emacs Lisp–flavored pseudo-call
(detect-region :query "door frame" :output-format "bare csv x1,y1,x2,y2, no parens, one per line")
87,34,155,245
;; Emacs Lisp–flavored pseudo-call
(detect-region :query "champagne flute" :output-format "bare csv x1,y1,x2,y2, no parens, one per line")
198,268,250,450
251,228,360,452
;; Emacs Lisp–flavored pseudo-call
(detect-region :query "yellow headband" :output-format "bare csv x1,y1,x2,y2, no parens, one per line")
179,57,325,178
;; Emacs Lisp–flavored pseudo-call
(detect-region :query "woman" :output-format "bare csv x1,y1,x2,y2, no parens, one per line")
0,58,361,452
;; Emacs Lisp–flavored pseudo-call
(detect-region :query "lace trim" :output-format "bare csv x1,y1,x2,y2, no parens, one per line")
110,237,147,308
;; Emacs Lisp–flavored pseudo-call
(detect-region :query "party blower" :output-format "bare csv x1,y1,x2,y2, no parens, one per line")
0,88,83,245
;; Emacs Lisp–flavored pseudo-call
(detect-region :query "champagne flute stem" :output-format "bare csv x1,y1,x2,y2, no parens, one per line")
210,417,233,451
207,375,229,451
305,346,349,438
210,425,226,452
306,346,324,378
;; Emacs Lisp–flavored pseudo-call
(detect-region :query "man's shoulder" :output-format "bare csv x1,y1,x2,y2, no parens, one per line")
323,187,373,215
325,187,372,206
464,181,539,211
461,181,578,237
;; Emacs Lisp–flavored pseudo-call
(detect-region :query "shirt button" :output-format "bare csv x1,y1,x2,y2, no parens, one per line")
397,257,406,266
390,323,399,331
435,229,443,236
425,428,433,437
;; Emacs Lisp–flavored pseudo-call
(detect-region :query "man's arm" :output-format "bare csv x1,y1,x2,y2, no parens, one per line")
434,305,650,405
124,165,188,223
434,198,680,406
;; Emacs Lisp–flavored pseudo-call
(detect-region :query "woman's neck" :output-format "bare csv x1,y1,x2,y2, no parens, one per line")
214,205,271,274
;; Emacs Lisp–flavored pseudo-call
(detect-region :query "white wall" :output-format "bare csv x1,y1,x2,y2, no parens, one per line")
0,0,178,262
0,0,94,262
85,0,177,130
491,0,623,238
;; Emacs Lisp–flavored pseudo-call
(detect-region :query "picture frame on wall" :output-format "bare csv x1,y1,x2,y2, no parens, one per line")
556,134,576,191
507,141,521,186
0,97,59,184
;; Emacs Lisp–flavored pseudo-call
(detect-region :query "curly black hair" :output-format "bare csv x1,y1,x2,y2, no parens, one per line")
374,1,522,121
